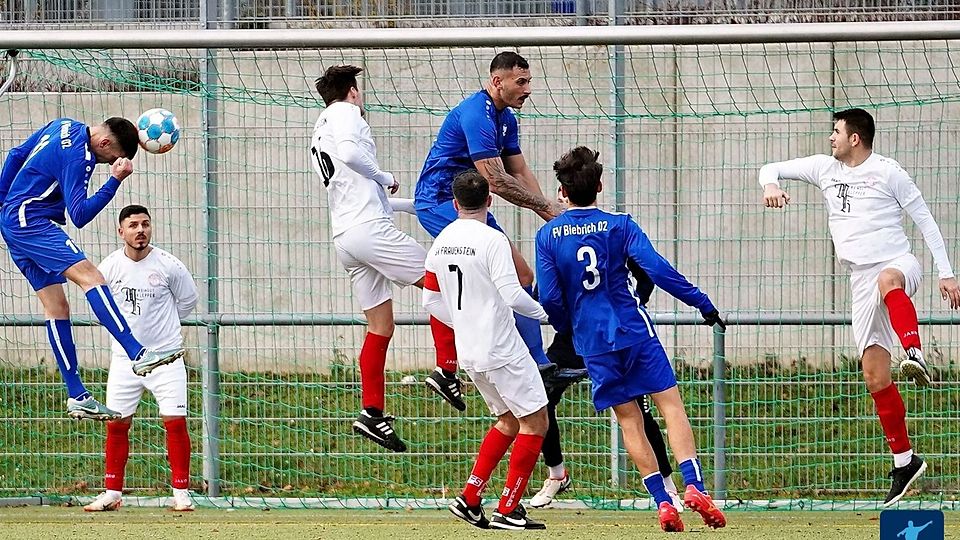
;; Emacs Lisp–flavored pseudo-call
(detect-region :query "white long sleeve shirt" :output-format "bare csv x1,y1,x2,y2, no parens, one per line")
759,152,954,278
310,101,395,237
423,218,547,372
99,246,199,355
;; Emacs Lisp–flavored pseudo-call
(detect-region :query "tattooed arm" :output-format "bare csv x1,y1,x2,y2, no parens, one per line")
474,156,564,221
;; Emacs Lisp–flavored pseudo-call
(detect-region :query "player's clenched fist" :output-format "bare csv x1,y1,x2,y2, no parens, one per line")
762,183,790,208
111,157,134,181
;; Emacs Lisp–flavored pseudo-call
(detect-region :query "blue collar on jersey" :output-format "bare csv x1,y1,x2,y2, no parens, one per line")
480,89,509,112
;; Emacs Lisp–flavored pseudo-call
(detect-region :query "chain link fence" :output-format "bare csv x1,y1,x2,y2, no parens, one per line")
2,0,959,28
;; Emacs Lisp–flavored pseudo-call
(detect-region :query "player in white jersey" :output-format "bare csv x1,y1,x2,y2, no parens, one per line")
84,205,199,513
422,171,549,530
759,108,960,507
311,65,460,453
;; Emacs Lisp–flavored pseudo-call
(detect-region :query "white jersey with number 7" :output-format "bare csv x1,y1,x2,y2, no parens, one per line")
424,219,546,372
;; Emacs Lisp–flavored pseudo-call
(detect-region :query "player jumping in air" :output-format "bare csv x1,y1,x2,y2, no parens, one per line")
84,205,198,512
759,108,960,507
0,118,187,420
423,171,550,530
415,52,566,409
311,65,458,452
536,147,727,532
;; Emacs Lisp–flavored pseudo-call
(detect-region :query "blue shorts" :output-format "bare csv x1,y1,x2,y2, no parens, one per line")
582,335,678,411
0,219,86,291
417,200,504,238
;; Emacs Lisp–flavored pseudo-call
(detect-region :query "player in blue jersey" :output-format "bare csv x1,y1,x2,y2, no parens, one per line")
535,147,727,532
0,118,186,420
415,52,565,407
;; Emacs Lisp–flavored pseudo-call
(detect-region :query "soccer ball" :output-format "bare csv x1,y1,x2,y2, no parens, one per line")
136,108,180,154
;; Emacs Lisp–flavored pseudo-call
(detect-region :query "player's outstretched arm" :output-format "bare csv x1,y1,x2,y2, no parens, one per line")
892,170,960,308
323,104,396,190
624,218,717,317
502,153,550,198
758,155,832,209
387,197,416,216
475,156,563,221
63,157,131,229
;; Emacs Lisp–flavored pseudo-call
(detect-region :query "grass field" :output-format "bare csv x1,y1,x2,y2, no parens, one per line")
2,365,959,503
2,507,959,540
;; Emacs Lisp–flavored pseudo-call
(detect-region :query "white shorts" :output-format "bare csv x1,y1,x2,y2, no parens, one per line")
849,253,922,355
106,354,188,418
334,219,427,310
465,357,549,418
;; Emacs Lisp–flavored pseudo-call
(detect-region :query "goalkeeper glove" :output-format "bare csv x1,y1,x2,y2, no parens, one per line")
701,309,726,330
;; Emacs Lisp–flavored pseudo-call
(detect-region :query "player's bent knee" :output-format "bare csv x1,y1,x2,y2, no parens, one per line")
64,259,107,290
494,413,520,437
517,407,549,436
877,269,906,296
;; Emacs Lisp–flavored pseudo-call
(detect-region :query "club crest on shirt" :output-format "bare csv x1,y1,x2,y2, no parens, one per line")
148,272,164,287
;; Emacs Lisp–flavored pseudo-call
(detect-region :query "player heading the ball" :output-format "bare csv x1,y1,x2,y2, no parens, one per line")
0,117,187,421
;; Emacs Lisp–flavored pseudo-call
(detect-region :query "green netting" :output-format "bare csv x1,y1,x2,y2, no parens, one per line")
0,42,958,509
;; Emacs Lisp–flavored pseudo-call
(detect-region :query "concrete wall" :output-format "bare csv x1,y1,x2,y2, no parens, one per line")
2,43,959,373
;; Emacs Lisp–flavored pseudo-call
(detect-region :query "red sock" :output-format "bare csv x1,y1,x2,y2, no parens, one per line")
497,433,544,514
871,382,911,454
164,417,191,489
430,316,457,372
104,421,131,491
359,332,391,412
462,427,516,506
883,288,921,351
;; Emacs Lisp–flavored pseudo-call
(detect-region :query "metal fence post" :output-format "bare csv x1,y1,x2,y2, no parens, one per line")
607,0,628,494
712,323,727,500
200,0,222,498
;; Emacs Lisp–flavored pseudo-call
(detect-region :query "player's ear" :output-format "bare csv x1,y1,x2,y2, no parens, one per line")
453,199,460,212
597,180,603,194
485,194,493,207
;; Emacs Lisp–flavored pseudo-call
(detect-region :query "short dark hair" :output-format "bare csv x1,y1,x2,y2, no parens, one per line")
119,204,150,224
554,146,602,207
490,52,529,74
833,108,875,148
104,117,138,159
315,65,363,106
452,170,489,211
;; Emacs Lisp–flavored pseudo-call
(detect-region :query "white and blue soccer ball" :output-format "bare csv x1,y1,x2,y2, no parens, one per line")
136,108,180,155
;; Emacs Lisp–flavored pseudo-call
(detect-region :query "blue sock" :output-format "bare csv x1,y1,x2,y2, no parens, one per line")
85,285,144,360
642,472,672,506
679,457,706,493
46,319,90,400
515,285,551,366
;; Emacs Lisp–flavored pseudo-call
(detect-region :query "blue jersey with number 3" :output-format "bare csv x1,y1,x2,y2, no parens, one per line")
535,207,716,357
0,118,119,229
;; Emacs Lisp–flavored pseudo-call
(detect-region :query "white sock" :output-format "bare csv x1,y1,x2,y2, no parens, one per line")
893,449,914,468
548,463,566,479
662,474,678,494
105,489,122,499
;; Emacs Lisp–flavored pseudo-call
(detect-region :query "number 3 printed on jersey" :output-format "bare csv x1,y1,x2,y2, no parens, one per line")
578,246,600,290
